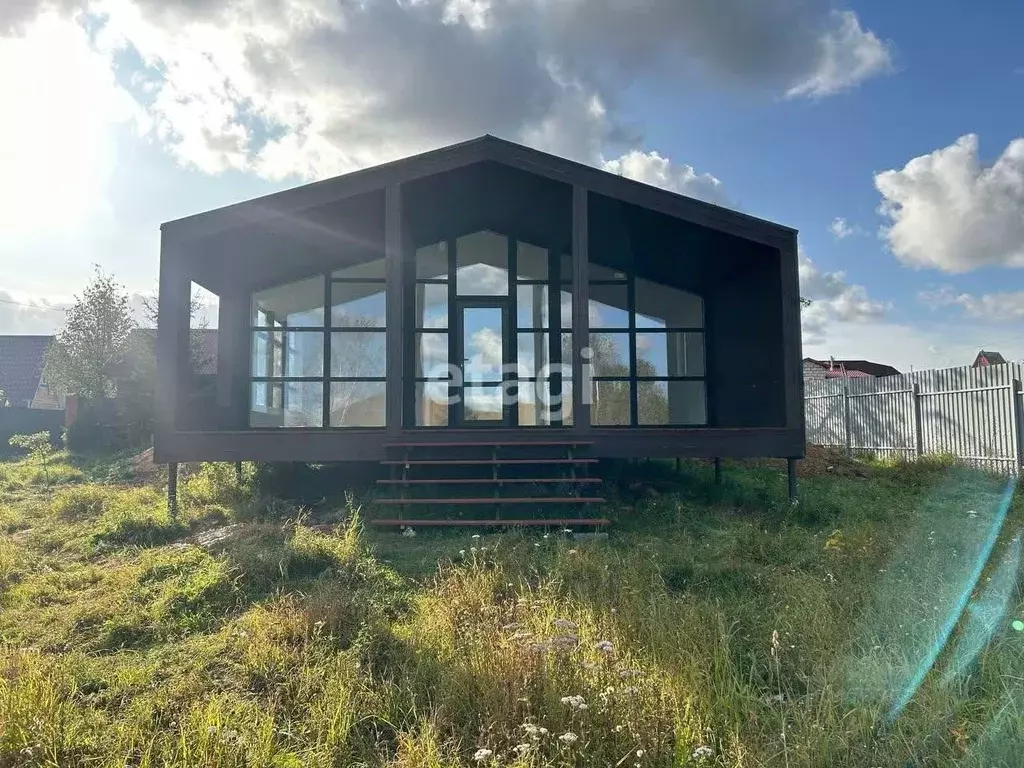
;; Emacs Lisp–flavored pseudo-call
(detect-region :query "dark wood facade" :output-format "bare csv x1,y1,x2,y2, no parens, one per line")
155,135,804,464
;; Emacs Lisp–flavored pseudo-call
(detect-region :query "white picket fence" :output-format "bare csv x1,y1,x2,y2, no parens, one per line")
804,363,1024,474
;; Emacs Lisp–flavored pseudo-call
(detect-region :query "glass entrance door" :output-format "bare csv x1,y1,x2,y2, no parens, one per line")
456,302,509,425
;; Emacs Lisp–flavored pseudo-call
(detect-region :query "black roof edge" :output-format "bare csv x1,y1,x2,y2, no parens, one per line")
161,134,797,247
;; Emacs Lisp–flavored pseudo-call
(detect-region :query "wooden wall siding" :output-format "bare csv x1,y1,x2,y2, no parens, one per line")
805,363,1024,474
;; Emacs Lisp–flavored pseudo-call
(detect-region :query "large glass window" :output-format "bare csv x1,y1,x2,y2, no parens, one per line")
411,233,572,427
457,230,508,296
249,260,387,428
588,268,706,426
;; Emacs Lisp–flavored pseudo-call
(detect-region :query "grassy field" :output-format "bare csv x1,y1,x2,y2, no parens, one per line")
1,449,1023,767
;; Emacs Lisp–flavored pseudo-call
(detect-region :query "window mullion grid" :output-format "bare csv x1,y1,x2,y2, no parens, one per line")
446,237,458,424
322,272,331,428
627,274,638,426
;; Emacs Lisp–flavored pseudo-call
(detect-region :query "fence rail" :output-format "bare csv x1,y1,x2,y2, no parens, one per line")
804,363,1024,475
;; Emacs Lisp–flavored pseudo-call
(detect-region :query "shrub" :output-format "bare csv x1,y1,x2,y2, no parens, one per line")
7,431,57,485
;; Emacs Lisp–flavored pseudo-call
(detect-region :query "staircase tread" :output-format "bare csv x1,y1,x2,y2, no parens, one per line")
374,497,605,505
385,440,594,448
381,458,597,466
377,477,601,485
370,518,610,527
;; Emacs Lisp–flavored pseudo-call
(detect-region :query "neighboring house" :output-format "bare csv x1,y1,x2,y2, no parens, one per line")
0,335,62,409
971,350,1007,368
155,134,804,473
803,357,900,383
0,330,218,410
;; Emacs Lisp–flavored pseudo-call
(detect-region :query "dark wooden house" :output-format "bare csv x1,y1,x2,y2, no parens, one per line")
156,136,804,518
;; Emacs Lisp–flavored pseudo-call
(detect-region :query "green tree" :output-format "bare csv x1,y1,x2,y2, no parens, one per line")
42,267,136,402
8,431,56,484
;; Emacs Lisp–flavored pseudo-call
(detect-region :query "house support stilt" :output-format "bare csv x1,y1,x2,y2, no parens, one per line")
787,458,797,501
714,457,722,485
168,462,178,517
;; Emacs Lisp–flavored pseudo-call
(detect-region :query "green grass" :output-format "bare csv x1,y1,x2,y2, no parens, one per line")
0,450,1022,766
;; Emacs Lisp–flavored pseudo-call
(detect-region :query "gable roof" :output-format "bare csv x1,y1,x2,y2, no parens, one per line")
161,134,796,249
973,349,1007,366
804,358,901,377
0,335,51,407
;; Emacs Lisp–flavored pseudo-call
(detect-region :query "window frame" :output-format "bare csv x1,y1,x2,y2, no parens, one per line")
249,263,388,429
587,268,707,427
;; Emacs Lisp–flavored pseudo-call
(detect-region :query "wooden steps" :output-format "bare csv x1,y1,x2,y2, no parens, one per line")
373,439,606,528
377,477,602,486
385,440,594,448
380,458,597,466
375,497,606,505
371,518,609,528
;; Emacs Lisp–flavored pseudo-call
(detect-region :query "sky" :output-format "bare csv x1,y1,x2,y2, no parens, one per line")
0,0,1022,372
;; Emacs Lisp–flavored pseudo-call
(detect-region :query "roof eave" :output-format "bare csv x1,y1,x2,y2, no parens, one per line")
160,134,796,248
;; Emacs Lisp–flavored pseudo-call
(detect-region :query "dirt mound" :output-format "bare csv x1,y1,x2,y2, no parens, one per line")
128,448,204,486
129,447,164,485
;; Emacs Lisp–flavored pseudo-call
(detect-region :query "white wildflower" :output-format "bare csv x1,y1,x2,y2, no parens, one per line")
614,725,624,733
619,669,642,679
553,618,578,631
473,747,493,761
567,549,579,555
636,749,645,757
401,526,416,538
514,743,532,754
596,639,613,653
622,685,639,695
692,745,713,759
471,547,478,554
460,550,466,556
560,695,587,710
522,723,543,739
472,534,481,540
562,528,573,534
503,623,523,631
558,732,578,745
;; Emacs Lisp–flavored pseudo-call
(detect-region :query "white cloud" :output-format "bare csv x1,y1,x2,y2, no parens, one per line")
875,134,1024,273
602,150,726,204
786,11,893,98
0,0,891,184
799,251,888,345
918,286,1024,322
0,290,71,334
829,216,862,239
0,13,139,241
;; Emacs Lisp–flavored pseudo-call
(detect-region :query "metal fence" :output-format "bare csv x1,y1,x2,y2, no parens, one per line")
804,363,1024,474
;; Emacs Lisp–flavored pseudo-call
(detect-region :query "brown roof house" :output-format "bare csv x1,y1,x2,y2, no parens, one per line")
971,350,1007,368
0,335,62,409
803,357,900,384
0,330,218,410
